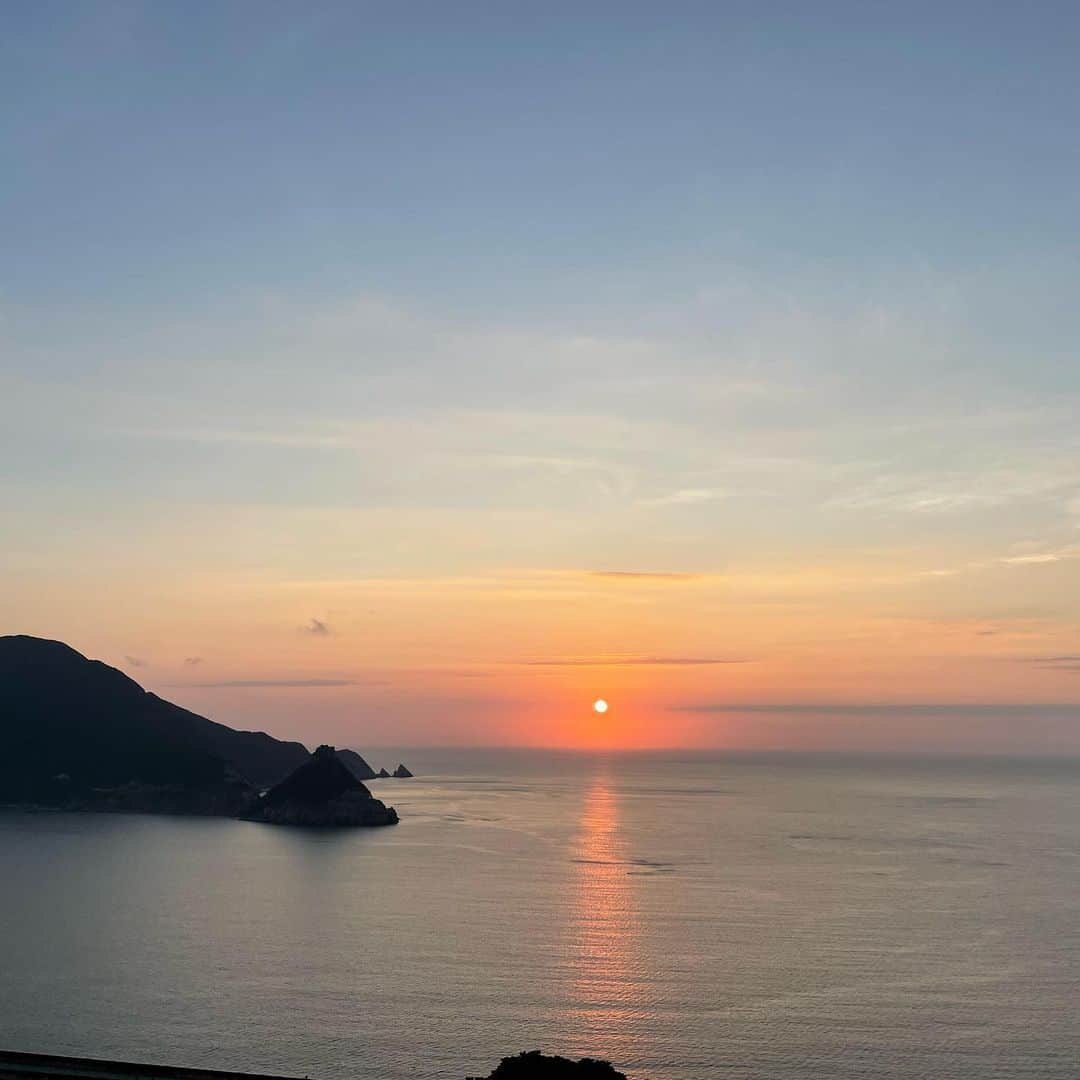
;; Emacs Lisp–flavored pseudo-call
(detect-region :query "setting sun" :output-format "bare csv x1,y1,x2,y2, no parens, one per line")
593,699,609,714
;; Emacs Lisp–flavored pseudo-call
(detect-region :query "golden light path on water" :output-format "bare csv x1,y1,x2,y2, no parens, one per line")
565,771,653,1067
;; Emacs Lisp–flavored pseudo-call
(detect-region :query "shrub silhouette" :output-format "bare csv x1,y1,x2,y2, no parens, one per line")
477,1050,628,1079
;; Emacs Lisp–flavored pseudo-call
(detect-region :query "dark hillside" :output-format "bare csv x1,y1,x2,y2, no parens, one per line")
0,635,310,803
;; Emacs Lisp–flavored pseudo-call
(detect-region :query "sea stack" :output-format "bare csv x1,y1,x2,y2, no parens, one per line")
336,747,378,781
393,763,414,778
243,745,398,826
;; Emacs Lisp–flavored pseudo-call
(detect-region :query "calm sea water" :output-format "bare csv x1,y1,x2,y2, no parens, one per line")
1,750,1078,1080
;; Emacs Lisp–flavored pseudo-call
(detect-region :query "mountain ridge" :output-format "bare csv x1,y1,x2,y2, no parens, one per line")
0,635,369,813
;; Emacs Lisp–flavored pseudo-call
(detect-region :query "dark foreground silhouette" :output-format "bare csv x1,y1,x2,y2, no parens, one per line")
0,635,400,825
0,1049,629,1080
471,1052,628,1079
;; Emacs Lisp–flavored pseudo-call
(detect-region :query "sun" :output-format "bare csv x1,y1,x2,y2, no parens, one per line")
593,698,609,714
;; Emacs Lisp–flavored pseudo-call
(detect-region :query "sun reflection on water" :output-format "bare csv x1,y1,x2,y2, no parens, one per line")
565,772,652,1066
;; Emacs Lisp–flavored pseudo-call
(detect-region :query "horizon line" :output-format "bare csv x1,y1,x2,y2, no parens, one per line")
340,743,1080,761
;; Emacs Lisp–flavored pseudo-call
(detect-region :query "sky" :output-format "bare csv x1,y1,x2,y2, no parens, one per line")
3,2,1080,752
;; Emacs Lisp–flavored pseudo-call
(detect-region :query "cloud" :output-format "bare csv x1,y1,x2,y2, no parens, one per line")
302,618,331,636
167,678,381,688
588,570,703,581
639,488,727,507
1015,655,1080,671
124,655,147,668
671,702,1080,717
910,542,1080,583
1017,655,1080,663
827,465,1077,518
523,656,750,667
183,656,203,666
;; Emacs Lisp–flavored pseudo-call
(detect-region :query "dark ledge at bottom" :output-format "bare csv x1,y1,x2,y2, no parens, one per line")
0,1051,307,1080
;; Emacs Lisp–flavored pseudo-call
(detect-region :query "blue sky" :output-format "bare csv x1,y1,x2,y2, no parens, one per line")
7,2,1080,310
3,3,1080,749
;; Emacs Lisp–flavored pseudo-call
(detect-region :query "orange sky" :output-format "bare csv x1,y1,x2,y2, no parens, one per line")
6,541,1080,753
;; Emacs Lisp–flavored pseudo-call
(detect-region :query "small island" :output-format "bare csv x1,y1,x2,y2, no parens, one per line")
242,745,398,827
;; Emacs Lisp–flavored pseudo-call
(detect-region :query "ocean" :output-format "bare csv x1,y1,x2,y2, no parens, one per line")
1,750,1078,1080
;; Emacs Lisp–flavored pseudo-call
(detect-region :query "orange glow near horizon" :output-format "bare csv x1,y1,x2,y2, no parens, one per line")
15,557,1080,755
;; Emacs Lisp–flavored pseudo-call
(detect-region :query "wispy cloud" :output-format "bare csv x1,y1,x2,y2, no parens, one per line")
167,678,381,688
183,656,203,666
913,542,1080,582
124,655,147,668
588,570,704,581
302,618,331,636
827,466,1076,517
522,656,750,667
639,488,727,507
1014,655,1080,671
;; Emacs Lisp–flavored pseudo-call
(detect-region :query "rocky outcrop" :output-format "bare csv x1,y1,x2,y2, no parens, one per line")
242,745,398,827
393,763,414,778
471,1052,627,1079
377,767,391,778
336,748,378,781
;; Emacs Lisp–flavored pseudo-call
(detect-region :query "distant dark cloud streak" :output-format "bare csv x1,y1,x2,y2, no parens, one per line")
166,678,385,688
588,570,703,581
525,657,750,667
673,702,1080,717
1015,655,1080,670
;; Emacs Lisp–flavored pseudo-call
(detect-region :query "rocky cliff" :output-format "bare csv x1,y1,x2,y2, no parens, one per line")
336,747,378,781
242,745,398,827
